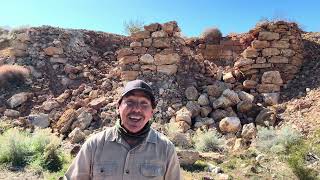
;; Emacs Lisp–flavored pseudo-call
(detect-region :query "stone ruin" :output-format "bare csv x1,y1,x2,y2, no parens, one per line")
0,20,304,145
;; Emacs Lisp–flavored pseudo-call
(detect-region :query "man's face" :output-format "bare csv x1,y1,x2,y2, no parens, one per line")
118,90,154,133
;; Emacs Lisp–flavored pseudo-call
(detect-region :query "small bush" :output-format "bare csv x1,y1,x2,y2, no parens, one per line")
192,129,225,152
123,19,144,35
200,27,222,44
0,128,31,166
256,125,302,154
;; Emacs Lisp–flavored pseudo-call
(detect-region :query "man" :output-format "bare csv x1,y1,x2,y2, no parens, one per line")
64,79,181,180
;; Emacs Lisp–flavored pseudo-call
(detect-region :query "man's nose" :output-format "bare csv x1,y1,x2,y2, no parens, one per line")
131,102,142,112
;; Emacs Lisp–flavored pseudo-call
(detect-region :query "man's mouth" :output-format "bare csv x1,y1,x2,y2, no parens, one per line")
128,114,144,122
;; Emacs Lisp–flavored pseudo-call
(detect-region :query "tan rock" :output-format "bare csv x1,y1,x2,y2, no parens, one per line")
243,80,257,89
271,40,290,49
43,46,63,56
257,84,281,93
237,101,253,113
242,47,258,58
131,30,150,40
153,38,171,48
121,71,139,80
234,58,254,67
143,38,152,47
116,48,133,58
223,72,236,83
68,127,85,144
219,117,241,133
262,48,280,57
176,107,192,125
258,31,280,41
241,123,257,140
4,109,20,117
251,63,272,69
281,49,295,57
89,97,107,109
56,109,76,134
255,108,277,126
256,57,266,63
141,65,156,71
212,96,232,109
177,121,191,132
251,40,270,49
157,65,177,75
197,94,210,106
133,47,147,54
16,33,30,42
151,30,168,38
261,71,283,85
262,93,280,105
119,56,139,65
144,23,160,32
176,149,200,166
291,55,303,66
129,41,142,48
162,21,177,34
200,106,212,117
154,53,180,65
42,100,60,111
206,82,228,98
222,89,240,105
186,101,201,118
139,54,154,64
268,56,289,63
238,91,254,102
7,92,29,108
50,57,67,64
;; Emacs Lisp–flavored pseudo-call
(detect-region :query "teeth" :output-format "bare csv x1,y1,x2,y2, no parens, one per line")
129,115,142,120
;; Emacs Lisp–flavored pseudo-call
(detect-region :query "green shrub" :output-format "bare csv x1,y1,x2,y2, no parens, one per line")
123,19,144,35
200,27,222,44
0,128,31,166
256,125,302,154
192,129,225,152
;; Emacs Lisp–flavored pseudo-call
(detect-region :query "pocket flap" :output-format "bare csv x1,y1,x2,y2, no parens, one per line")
93,162,117,176
140,164,164,177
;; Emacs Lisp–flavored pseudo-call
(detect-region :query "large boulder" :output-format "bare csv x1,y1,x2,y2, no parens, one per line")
219,117,241,133
176,107,192,125
261,71,283,85
176,149,200,166
7,92,29,108
28,113,50,128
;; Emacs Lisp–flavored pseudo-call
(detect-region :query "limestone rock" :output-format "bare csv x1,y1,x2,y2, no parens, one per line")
185,86,199,101
157,65,177,75
7,92,29,108
258,31,280,41
116,48,133,58
243,80,257,89
242,47,258,58
121,71,139,80
251,40,270,49
131,31,150,40
241,123,257,140
153,38,170,48
28,113,50,128
197,94,210,106
176,149,200,166
139,54,154,64
234,58,254,68
176,107,192,125
238,91,254,102
237,101,254,113
89,97,107,109
271,41,290,49
177,121,191,132
219,117,241,133
257,84,280,93
43,46,63,56
154,53,180,65
151,30,168,38
129,41,142,48
119,56,139,65
56,109,77,134
68,127,86,144
222,89,240,105
4,109,20,117
261,71,283,85
262,93,280,105
262,48,280,57
223,72,236,83
71,108,93,130
42,100,60,111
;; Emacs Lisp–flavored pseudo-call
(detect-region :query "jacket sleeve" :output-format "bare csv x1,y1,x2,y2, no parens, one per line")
165,143,181,180
64,137,95,180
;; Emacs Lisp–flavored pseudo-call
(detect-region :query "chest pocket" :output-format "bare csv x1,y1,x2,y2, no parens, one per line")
140,163,164,177
93,162,117,177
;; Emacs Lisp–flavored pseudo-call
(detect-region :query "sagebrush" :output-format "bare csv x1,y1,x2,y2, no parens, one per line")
192,129,225,152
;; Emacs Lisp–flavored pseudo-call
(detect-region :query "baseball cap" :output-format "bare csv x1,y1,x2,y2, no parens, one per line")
118,80,156,108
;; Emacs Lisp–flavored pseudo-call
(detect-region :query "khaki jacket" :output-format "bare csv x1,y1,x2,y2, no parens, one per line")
64,127,181,180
